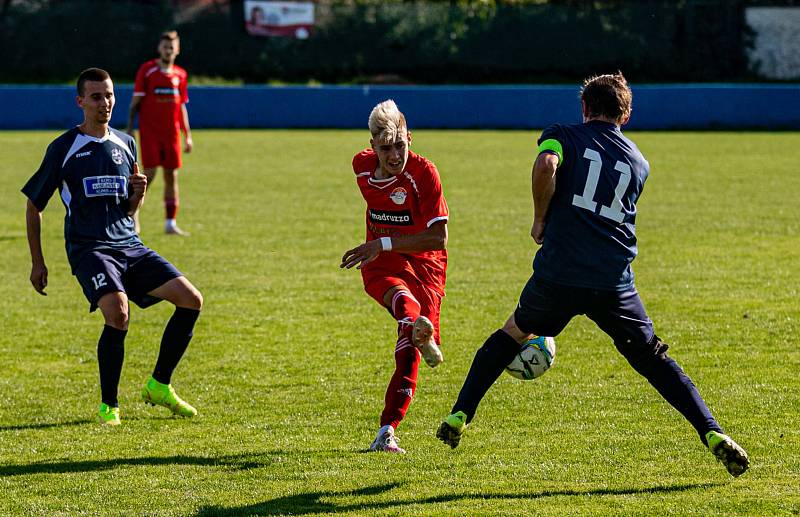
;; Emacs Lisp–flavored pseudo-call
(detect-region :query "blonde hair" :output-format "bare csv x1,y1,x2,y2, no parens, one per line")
368,99,407,142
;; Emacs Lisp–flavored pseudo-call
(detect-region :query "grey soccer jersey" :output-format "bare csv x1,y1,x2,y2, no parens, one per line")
533,120,650,290
22,127,142,271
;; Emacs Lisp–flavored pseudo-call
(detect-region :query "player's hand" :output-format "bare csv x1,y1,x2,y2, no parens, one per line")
30,262,48,296
531,219,546,245
340,240,382,270
130,162,147,196
184,135,193,153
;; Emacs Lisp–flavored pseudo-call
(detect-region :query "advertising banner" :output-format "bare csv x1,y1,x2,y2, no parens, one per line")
245,0,314,39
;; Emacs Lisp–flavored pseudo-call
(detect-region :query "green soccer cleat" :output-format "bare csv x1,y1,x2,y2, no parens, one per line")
98,403,121,426
436,411,467,449
141,377,197,418
706,430,749,477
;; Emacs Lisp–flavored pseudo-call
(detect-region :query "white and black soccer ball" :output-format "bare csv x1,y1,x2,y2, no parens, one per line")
505,336,556,381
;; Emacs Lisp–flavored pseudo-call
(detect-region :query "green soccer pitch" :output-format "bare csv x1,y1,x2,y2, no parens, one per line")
0,130,798,515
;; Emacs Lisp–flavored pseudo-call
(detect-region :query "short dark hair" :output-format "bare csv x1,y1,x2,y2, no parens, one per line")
77,68,111,96
580,72,632,123
160,30,179,42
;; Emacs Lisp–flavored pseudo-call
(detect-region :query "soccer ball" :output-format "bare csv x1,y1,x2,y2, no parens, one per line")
505,336,556,381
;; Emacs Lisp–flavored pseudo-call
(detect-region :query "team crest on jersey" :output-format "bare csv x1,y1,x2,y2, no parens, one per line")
171,76,180,86
111,148,124,165
389,187,407,205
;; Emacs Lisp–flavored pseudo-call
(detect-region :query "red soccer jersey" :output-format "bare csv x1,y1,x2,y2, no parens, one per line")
352,148,449,295
133,59,188,137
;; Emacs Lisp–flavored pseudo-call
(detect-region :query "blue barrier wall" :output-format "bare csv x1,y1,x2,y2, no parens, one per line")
1,84,798,130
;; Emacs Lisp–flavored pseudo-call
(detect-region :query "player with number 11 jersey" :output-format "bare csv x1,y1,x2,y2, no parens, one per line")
532,120,649,290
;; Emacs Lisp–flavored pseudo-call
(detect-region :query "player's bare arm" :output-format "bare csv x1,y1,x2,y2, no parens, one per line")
127,162,148,215
340,221,447,270
531,153,559,244
126,95,142,136
25,199,48,295
181,104,193,153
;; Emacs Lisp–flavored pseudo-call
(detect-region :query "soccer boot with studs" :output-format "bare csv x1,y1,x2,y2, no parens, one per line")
369,425,406,454
165,222,190,236
141,376,197,418
412,316,443,368
436,410,467,449
706,430,749,477
98,403,121,426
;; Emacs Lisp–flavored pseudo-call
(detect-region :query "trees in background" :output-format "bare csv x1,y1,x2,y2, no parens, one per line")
0,0,754,83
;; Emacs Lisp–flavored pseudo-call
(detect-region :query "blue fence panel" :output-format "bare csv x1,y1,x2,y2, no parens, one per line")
0,84,798,130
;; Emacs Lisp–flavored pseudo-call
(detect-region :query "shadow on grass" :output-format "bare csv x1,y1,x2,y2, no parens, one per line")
0,419,94,431
195,481,721,516
0,453,268,477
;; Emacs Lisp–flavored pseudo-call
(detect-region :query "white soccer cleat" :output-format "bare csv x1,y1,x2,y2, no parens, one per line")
165,222,190,236
369,425,405,453
412,316,443,368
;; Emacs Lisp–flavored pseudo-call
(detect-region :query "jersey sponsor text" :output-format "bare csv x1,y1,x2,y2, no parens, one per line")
368,209,413,226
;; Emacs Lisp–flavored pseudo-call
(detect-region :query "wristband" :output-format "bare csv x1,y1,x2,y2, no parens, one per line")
380,237,392,252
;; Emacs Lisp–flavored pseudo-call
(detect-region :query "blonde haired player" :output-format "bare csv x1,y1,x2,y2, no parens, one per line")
341,100,449,453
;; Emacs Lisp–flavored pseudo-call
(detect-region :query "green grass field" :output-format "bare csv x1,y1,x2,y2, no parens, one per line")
0,129,798,516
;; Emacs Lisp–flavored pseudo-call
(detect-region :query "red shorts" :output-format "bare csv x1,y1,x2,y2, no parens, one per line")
140,131,182,170
363,269,444,345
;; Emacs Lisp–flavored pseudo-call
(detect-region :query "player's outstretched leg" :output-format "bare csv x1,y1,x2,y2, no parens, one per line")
706,431,749,477
98,403,121,426
369,425,405,453
437,329,521,448
141,376,197,417
412,315,443,368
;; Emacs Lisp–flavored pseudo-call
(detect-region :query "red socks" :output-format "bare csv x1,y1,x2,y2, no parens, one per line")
380,345,420,429
391,290,421,345
379,290,423,429
165,197,179,220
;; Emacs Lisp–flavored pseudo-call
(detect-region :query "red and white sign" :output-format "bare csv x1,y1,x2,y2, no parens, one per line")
244,0,315,39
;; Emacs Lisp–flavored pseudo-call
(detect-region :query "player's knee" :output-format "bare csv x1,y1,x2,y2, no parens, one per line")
105,308,129,330
186,288,203,310
163,169,177,183
621,334,669,374
501,314,530,344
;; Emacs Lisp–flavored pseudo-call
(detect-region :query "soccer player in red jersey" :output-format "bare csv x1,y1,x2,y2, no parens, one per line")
126,30,193,236
341,100,449,453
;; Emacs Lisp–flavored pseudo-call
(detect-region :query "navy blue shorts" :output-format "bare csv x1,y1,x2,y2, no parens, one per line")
73,246,182,312
513,275,655,356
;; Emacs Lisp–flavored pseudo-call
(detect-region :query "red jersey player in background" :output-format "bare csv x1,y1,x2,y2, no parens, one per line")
341,100,449,453
126,30,193,236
